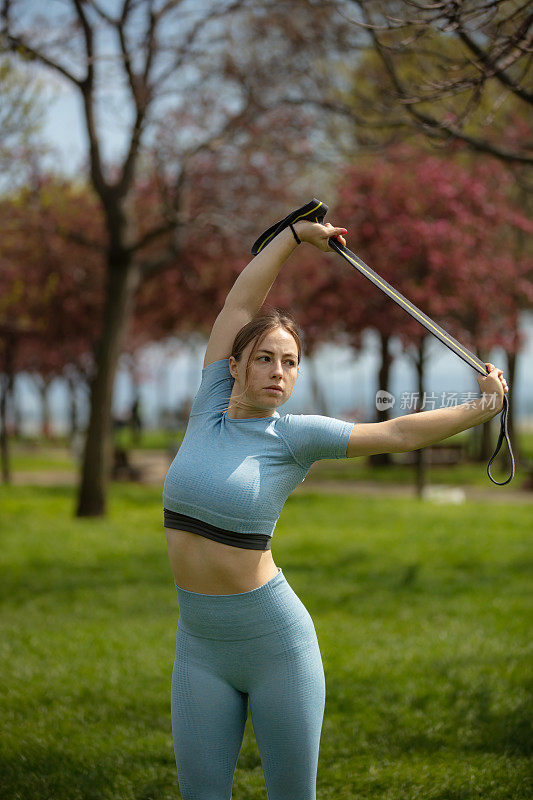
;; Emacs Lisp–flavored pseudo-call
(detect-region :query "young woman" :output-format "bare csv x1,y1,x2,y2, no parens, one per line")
163,219,508,800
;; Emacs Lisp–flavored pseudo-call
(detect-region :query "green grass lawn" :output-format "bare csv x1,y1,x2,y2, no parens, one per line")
0,484,531,800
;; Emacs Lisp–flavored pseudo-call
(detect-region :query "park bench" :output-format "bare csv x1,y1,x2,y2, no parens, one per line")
396,442,465,466
112,446,144,482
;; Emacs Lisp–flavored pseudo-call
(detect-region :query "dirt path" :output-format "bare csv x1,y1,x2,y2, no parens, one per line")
9,449,533,504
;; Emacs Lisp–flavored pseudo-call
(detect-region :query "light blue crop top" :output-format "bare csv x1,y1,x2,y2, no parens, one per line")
162,358,355,539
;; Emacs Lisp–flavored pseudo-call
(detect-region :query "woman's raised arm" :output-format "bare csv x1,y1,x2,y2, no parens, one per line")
203,220,347,368
224,221,347,312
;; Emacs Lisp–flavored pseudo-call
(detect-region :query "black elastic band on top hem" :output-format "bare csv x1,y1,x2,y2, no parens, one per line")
164,508,271,551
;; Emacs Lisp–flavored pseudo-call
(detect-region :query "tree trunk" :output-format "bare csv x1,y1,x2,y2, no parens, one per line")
66,372,79,441
414,337,428,499
156,353,169,431
307,350,330,417
369,330,393,467
129,362,142,448
0,332,15,484
76,258,141,517
0,373,10,484
505,348,521,467
12,377,22,438
38,378,52,440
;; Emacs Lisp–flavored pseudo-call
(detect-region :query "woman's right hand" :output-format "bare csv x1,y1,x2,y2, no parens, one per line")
294,220,348,252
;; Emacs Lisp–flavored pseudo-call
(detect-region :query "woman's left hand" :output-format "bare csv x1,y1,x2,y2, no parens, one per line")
294,220,347,252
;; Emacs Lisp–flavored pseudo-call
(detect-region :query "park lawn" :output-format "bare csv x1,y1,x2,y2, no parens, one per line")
0,484,531,800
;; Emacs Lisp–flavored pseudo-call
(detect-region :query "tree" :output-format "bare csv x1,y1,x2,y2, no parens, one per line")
1,0,328,516
331,147,532,491
346,0,533,166
0,175,105,478
0,52,46,186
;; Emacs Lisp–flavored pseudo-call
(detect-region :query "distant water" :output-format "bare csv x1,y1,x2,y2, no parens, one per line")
15,312,533,434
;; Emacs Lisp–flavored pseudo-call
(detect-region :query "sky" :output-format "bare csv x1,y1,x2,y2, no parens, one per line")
16,64,533,434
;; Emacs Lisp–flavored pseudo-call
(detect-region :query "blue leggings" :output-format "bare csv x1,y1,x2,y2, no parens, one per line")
171,568,325,800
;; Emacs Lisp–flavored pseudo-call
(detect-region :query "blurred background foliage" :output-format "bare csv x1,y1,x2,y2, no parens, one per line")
0,0,531,513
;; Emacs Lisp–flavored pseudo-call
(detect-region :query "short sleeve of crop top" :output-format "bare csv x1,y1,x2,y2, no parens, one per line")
189,358,234,416
274,413,354,468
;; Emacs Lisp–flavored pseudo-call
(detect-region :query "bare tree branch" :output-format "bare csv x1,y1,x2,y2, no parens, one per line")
114,1,151,200
454,10,533,104
130,219,176,256
0,33,80,86
135,73,262,273
70,0,109,201
366,15,531,162
349,0,533,165
282,96,409,129
55,225,106,252
154,0,248,86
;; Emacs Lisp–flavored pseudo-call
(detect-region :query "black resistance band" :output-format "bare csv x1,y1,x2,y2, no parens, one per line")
251,198,515,486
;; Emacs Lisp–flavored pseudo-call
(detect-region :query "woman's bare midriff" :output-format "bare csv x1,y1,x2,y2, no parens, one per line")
165,528,279,595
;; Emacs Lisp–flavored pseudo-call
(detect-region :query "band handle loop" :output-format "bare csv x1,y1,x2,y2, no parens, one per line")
486,394,515,485
251,198,515,486
251,198,328,255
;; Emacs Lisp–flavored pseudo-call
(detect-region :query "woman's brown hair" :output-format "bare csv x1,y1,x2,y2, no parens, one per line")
225,308,303,412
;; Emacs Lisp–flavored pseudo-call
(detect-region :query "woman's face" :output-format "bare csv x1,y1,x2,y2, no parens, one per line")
228,327,299,417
